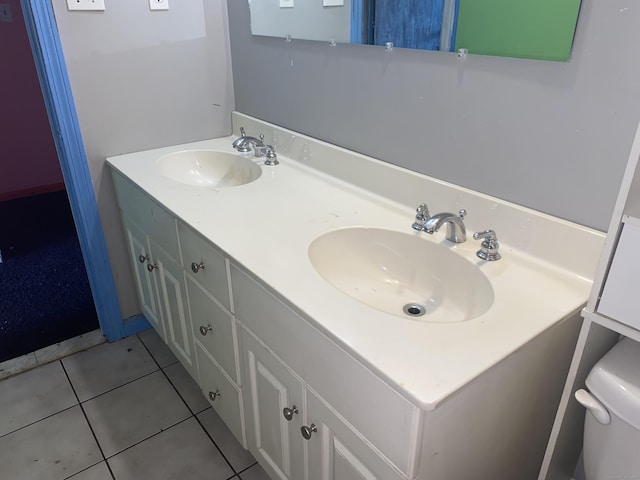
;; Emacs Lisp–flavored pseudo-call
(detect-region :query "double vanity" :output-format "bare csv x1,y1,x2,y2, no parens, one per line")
107,112,604,480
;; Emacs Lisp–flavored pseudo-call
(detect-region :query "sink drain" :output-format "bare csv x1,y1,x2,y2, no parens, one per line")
403,303,426,317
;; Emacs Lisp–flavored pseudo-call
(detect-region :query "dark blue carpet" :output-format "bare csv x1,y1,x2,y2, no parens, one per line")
0,190,99,363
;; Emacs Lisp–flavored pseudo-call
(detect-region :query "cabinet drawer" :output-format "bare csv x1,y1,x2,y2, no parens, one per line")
112,171,179,259
231,265,419,476
178,222,231,312
196,343,245,448
187,276,238,383
598,219,640,331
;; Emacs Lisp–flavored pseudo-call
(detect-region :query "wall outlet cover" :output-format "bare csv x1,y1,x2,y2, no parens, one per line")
149,0,169,11
279,0,294,8
66,0,105,11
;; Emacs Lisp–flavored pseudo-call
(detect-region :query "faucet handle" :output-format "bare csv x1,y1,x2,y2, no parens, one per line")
473,230,501,261
416,203,430,219
264,145,279,166
412,203,430,231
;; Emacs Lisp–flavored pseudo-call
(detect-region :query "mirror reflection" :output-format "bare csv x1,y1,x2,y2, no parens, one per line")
248,0,581,61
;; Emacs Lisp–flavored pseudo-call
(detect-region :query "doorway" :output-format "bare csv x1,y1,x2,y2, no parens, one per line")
0,0,98,363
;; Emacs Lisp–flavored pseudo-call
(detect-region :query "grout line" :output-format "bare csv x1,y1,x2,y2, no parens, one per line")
193,412,242,475
61,460,114,480
137,333,249,475
74,368,160,403
236,461,259,475
101,416,194,460
60,361,117,480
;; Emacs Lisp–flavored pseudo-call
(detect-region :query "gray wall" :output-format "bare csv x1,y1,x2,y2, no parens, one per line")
53,0,234,318
228,0,640,231
249,0,351,43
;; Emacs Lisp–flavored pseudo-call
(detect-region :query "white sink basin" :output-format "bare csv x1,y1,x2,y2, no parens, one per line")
308,227,494,322
157,150,261,187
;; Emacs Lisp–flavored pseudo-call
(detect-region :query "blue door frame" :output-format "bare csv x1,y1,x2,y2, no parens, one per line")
20,0,149,341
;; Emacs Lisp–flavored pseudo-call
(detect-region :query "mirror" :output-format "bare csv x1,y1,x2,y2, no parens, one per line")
248,0,581,61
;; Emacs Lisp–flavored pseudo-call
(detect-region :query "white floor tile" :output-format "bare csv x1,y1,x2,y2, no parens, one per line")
0,360,77,437
83,371,191,457
239,462,270,480
198,408,256,472
138,329,178,368
65,462,113,480
108,417,235,480
63,336,158,401
0,406,101,480
164,362,209,414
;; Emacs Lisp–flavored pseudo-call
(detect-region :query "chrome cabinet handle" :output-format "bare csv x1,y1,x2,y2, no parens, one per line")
209,390,220,401
138,254,148,264
282,405,299,421
191,261,205,273
146,262,157,272
300,423,317,440
199,325,213,336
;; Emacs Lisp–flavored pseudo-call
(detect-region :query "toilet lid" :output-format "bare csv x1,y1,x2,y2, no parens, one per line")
586,337,640,431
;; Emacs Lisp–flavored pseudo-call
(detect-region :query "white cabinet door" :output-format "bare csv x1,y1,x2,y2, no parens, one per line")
241,328,305,480
306,389,405,480
122,215,165,339
152,242,196,378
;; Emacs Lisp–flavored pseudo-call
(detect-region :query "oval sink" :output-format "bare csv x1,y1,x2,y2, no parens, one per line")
157,150,261,187
308,227,494,322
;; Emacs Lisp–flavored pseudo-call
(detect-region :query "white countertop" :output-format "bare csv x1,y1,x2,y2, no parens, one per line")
107,113,604,411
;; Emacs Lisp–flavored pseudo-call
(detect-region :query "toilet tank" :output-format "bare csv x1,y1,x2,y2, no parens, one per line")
581,337,640,479
586,337,640,430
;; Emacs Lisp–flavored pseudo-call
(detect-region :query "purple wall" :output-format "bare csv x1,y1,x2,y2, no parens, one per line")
0,0,63,201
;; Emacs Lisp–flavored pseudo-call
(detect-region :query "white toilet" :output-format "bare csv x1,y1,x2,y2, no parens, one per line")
575,337,640,479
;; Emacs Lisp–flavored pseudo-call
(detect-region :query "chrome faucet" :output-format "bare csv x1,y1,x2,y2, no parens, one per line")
233,128,266,155
232,127,279,165
423,209,467,243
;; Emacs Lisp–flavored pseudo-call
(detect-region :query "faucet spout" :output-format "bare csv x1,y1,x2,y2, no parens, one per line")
232,128,266,156
423,210,467,243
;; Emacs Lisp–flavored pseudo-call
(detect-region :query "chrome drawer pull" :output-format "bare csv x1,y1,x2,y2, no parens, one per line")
301,424,317,440
283,405,299,421
191,261,205,273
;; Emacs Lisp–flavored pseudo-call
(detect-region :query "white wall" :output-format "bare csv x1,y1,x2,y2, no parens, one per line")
52,0,234,318
249,0,351,43
228,0,640,232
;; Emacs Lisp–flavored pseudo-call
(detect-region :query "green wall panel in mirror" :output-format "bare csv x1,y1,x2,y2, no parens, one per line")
455,0,582,61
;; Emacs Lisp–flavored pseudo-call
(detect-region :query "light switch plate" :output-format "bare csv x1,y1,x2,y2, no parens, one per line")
323,0,344,5
66,0,105,11
149,0,169,11
0,3,13,22
279,0,294,8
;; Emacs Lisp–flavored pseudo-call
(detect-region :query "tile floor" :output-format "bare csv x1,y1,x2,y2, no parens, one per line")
0,329,269,480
